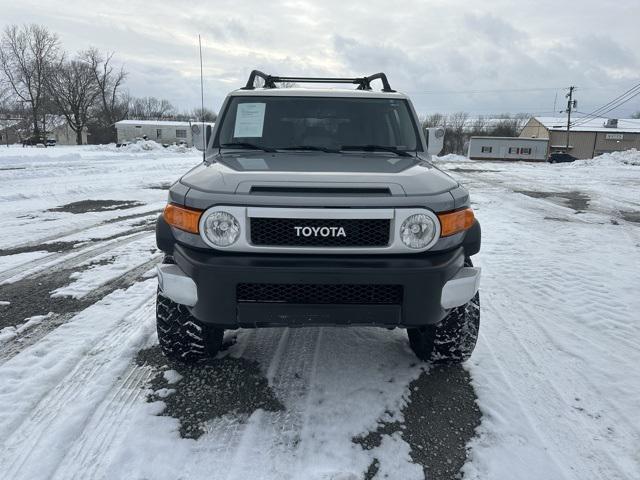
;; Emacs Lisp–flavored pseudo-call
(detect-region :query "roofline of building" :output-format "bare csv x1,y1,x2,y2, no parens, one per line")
469,136,548,141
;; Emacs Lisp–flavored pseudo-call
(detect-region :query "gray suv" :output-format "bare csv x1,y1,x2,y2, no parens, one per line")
155,71,481,364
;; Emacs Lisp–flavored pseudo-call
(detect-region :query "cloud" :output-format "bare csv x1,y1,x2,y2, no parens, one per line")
463,12,525,45
1,0,638,116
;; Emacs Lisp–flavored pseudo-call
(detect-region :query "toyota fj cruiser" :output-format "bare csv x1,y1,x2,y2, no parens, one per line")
156,71,481,364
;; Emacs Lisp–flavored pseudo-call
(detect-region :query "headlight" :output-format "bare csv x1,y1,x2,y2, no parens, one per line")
202,211,240,247
400,213,437,249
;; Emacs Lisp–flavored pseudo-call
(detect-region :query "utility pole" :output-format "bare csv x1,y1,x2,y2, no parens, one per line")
565,86,576,151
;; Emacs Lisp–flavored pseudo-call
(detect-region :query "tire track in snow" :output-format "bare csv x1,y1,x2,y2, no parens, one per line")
465,175,640,479
50,362,155,480
222,327,323,480
0,229,153,284
175,327,288,479
515,300,640,441
0,294,156,480
481,303,637,480
3,207,160,253
176,327,323,480
472,327,575,480
0,254,161,364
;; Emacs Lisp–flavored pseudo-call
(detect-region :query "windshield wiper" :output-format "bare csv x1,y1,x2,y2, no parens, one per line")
339,145,412,157
278,145,338,153
220,142,275,152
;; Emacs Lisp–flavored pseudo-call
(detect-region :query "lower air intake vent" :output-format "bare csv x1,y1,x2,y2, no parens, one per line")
237,283,403,305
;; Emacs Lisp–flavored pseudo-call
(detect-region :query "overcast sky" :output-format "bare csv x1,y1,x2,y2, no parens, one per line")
3,0,639,117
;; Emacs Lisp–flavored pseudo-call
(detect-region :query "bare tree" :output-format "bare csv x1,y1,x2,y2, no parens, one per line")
447,111,469,154
83,48,128,126
129,96,175,120
191,107,217,122
47,57,100,144
422,113,444,128
0,24,62,138
470,116,487,136
491,115,522,137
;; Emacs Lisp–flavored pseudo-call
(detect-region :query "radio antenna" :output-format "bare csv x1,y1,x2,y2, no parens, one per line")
198,34,206,162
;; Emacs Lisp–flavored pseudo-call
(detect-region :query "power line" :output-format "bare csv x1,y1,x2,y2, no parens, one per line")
571,82,640,126
406,84,637,96
571,111,640,124
572,86,640,125
406,86,563,95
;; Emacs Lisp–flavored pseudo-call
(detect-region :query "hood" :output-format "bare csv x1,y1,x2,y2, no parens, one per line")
179,152,458,196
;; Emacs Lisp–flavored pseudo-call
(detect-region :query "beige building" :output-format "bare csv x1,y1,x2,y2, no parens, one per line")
48,118,89,145
520,117,640,159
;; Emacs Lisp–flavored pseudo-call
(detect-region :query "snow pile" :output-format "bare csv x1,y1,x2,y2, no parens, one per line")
571,148,640,168
0,314,52,344
432,153,471,163
91,141,194,154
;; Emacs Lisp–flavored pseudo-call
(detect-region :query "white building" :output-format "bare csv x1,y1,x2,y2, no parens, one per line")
468,136,548,161
115,120,213,147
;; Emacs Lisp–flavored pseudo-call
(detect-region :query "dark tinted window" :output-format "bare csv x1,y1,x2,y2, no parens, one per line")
215,96,420,151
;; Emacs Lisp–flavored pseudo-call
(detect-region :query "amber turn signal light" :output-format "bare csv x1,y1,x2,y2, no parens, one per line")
163,204,203,234
437,208,475,237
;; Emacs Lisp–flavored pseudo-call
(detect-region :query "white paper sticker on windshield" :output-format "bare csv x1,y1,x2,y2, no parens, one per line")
234,103,266,138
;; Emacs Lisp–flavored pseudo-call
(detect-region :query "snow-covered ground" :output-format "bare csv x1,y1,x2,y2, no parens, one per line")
0,145,638,480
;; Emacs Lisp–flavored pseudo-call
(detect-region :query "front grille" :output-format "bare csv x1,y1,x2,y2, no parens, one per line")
237,283,403,305
250,217,390,247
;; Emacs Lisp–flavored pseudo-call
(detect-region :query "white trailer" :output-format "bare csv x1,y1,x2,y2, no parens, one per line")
468,136,548,161
115,120,214,147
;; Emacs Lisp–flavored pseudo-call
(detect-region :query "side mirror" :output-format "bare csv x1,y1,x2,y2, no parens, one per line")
425,127,445,156
191,123,212,151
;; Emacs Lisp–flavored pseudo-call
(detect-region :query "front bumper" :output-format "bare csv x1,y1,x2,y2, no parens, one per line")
157,245,480,328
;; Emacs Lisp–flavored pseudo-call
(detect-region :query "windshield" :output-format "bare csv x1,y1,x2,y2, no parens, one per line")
215,96,421,152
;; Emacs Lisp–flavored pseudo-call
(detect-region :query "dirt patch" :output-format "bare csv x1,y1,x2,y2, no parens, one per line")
145,182,173,190
48,199,145,214
620,211,640,224
0,241,77,256
516,190,590,211
354,365,481,480
544,216,572,223
0,222,155,259
363,459,380,480
0,253,159,331
136,346,284,439
0,258,111,329
103,210,161,224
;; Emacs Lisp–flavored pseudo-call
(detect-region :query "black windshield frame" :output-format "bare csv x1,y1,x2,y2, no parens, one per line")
213,95,423,152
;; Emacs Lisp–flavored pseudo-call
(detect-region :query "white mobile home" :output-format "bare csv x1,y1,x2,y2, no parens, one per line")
468,136,548,161
115,120,213,147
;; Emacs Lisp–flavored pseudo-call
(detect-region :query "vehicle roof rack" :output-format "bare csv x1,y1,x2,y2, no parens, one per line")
241,70,395,92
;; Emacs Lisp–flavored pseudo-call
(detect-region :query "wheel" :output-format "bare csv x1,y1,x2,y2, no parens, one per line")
407,258,480,364
156,289,224,363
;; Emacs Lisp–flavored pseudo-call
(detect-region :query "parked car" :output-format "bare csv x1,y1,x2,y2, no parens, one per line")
46,139,56,147
21,136,47,147
547,152,577,163
155,70,481,365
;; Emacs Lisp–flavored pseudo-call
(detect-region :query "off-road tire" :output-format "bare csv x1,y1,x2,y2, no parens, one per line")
156,290,224,363
407,258,480,364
